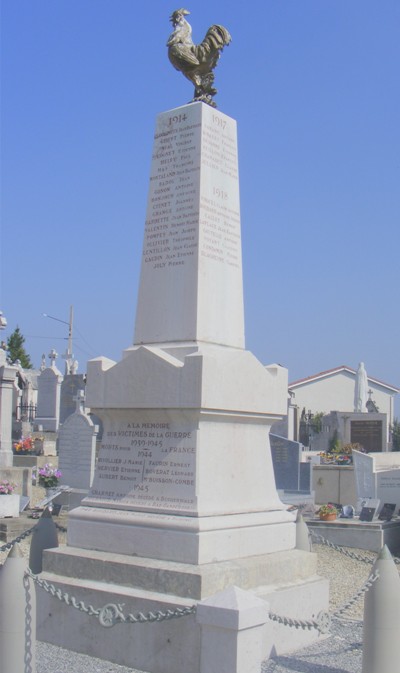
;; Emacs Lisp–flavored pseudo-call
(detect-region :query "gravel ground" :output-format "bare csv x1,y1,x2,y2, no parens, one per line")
2,494,398,673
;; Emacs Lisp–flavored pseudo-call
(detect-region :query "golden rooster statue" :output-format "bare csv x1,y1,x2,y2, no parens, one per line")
167,9,231,108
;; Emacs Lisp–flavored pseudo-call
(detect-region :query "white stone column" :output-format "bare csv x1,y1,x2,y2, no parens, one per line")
0,355,18,467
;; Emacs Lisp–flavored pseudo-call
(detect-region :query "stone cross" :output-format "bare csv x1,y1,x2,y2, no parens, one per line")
73,389,86,413
40,353,47,371
48,349,58,367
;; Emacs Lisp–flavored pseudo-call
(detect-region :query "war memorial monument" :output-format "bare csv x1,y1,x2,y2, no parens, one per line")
37,11,328,672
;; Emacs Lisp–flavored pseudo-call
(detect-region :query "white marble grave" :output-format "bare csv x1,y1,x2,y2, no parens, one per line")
38,103,328,672
353,449,400,512
58,391,97,493
34,350,63,432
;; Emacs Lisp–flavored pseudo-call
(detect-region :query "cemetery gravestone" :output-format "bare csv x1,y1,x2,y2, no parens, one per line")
59,374,86,425
35,353,63,432
353,450,400,513
270,434,304,491
58,391,97,491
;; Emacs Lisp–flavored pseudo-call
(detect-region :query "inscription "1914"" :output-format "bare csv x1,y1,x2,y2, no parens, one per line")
168,113,188,125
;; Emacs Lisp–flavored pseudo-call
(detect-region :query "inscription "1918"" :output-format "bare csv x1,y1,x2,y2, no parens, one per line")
213,187,228,200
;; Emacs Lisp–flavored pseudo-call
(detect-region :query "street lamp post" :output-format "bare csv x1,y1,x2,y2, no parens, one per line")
43,306,76,375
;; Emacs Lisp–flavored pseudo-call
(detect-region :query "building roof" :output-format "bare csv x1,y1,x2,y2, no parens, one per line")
289,365,400,394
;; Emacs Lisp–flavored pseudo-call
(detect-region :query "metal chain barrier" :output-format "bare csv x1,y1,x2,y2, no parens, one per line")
98,603,197,627
310,528,400,565
23,573,35,673
0,525,36,553
0,510,67,556
26,569,196,627
309,530,375,564
0,520,389,636
268,610,331,634
268,570,380,632
333,570,380,620
29,563,328,633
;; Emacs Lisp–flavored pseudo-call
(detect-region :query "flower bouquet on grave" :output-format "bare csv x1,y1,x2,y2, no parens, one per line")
13,436,36,455
0,480,17,495
38,464,62,489
318,452,335,465
318,503,338,521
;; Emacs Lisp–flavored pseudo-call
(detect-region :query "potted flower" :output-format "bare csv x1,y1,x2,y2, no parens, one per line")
38,464,62,495
318,503,338,521
13,436,35,455
13,435,44,456
0,480,19,518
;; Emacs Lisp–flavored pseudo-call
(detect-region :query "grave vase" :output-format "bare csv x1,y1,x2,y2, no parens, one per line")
0,494,20,518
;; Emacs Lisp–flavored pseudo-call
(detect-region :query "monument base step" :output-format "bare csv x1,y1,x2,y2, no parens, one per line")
306,516,400,554
42,545,319,600
37,546,329,673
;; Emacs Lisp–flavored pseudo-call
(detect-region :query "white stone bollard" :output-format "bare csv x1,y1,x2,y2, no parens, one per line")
295,511,312,551
29,507,58,574
196,585,269,673
362,545,400,673
0,543,36,673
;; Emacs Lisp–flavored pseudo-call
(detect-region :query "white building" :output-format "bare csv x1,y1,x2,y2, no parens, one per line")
288,365,399,442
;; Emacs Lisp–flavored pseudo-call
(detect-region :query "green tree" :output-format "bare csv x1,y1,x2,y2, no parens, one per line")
311,412,324,434
7,326,33,369
391,419,400,451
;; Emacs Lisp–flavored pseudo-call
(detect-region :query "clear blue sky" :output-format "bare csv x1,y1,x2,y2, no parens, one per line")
1,1,399,414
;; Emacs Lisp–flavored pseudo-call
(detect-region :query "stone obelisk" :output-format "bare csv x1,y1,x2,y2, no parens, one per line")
38,102,328,673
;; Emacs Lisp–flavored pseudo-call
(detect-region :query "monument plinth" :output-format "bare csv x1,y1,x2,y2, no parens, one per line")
38,103,328,672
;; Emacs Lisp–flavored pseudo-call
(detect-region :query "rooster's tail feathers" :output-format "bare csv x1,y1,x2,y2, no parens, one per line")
197,25,232,58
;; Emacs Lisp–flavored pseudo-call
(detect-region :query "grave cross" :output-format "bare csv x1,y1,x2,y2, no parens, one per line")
73,389,85,413
48,349,58,367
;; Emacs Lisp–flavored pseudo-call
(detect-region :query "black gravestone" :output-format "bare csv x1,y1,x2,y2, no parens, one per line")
378,503,396,521
270,435,303,491
359,506,376,522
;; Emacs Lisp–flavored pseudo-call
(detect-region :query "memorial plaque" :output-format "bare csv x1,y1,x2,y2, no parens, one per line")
378,503,396,521
356,497,380,516
359,506,376,522
351,419,383,452
86,414,197,514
